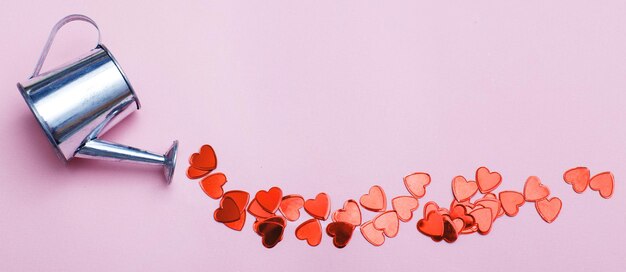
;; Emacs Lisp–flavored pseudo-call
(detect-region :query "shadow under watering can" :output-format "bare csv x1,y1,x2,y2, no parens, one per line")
17,14,178,184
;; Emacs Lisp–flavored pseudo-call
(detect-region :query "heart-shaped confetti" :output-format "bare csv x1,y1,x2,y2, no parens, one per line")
476,166,502,193
332,199,362,226
255,187,283,213
304,193,331,220
279,194,305,221
563,167,590,194
392,196,418,222
214,197,241,223
373,211,400,238
535,197,562,223
417,210,444,239
255,217,286,248
404,172,431,198
189,145,613,248
360,185,386,212
452,176,478,202
295,219,322,246
326,222,355,248
360,221,385,246
223,190,250,213
589,172,614,199
200,173,227,199
469,207,493,235
498,191,525,217
190,145,217,171
524,176,550,202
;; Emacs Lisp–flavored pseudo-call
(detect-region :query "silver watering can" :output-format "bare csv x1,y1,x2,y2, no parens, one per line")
17,14,178,184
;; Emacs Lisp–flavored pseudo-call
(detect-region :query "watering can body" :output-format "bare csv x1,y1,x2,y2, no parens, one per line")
17,15,177,183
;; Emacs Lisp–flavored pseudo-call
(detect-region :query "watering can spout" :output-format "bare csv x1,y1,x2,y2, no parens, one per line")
76,139,179,184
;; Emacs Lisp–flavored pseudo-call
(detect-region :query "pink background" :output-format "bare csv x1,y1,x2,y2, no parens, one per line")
1,1,625,271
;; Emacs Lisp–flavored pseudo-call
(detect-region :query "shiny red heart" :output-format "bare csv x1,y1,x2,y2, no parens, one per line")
189,145,217,171
360,185,386,212
200,173,227,199
524,176,550,202
332,199,362,226
563,167,590,194
476,166,502,193
304,193,331,220
214,197,241,223
255,187,283,213
403,172,431,198
589,172,614,199
326,222,355,248
295,219,322,246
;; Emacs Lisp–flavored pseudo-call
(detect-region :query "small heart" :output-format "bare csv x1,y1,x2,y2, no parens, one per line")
189,145,217,171
224,211,246,231
392,196,418,222
187,166,210,179
417,210,444,239
535,197,562,223
279,194,305,221
476,166,502,193
469,207,493,235
452,176,478,202
589,172,614,199
360,185,386,212
295,219,322,246
223,190,250,213
499,191,525,217
449,204,474,229
332,199,362,226
255,217,286,248
255,187,283,213
563,167,590,194
200,173,227,199
326,222,355,248
524,176,550,202
373,211,400,238
404,172,431,198
214,197,241,223
304,193,331,220
253,216,285,233
359,221,385,246
247,199,275,219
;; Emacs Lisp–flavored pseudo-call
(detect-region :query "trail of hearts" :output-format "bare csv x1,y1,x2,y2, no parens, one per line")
189,144,615,248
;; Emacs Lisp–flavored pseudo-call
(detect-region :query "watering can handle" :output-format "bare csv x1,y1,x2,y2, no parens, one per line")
31,14,101,78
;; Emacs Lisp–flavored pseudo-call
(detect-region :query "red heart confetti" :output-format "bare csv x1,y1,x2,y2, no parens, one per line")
563,167,590,194
524,176,550,202
295,219,322,246
304,193,331,220
332,199,362,226
359,185,386,212
589,172,614,199
279,194,305,221
476,166,502,193
200,173,227,199
404,172,431,198
189,146,614,248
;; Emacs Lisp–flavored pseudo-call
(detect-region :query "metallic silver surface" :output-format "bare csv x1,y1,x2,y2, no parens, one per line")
17,14,178,183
